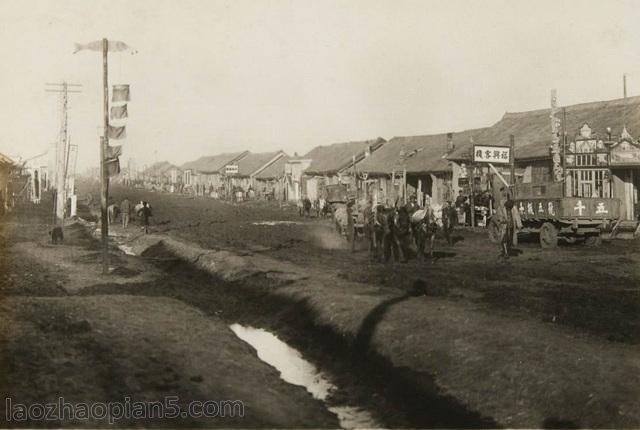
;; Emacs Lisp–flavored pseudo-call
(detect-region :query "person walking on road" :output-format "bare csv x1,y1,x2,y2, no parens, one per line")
138,201,152,234
382,206,400,263
394,205,411,263
441,200,457,246
120,197,131,229
496,191,522,258
363,199,376,260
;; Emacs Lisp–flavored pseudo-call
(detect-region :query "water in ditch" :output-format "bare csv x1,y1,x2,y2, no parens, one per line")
229,323,381,430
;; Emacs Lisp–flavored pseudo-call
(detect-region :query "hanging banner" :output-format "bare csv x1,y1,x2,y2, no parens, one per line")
110,104,128,120
112,84,130,102
107,125,126,139
106,158,121,177
106,145,123,159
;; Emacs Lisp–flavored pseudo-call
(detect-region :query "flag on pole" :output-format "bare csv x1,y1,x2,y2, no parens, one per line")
73,40,136,54
112,85,130,102
107,125,126,139
106,158,121,177
110,104,128,120
106,145,123,159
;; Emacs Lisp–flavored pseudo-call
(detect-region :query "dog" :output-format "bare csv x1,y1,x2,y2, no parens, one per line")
50,227,64,245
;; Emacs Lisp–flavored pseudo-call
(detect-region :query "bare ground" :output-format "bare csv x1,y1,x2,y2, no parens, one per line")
77,183,640,428
0,199,339,428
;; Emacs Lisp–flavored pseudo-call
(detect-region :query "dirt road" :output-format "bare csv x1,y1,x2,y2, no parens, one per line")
0,200,338,428
76,183,640,428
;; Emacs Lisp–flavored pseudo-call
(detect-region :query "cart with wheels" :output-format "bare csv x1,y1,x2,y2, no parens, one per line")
488,181,620,248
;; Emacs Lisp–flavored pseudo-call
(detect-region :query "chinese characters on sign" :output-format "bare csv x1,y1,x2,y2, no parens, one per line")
473,145,511,164
518,200,557,217
517,199,614,218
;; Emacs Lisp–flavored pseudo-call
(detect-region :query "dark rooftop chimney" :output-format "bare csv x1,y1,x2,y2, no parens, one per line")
447,132,454,152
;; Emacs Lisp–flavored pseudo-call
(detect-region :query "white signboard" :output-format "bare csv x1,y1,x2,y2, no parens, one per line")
225,164,239,174
473,145,511,164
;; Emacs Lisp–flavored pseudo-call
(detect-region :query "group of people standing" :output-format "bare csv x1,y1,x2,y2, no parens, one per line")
361,196,458,263
106,196,153,234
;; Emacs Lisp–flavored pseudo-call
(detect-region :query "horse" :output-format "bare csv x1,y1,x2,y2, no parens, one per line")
410,205,441,258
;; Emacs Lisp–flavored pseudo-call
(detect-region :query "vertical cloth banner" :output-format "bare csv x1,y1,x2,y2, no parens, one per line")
107,125,126,139
112,84,130,102
110,104,128,120
106,158,121,177
106,145,123,159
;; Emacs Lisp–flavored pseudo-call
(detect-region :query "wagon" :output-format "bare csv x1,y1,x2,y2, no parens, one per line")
488,181,621,248
324,184,364,240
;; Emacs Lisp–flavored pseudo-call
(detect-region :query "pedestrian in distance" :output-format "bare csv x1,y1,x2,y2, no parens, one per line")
495,190,521,259
373,204,386,262
107,203,119,226
363,199,376,260
120,196,131,229
394,205,412,263
303,197,312,218
382,206,400,263
441,200,458,246
138,201,152,234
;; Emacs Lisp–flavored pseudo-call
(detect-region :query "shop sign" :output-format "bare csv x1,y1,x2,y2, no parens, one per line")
473,145,511,164
610,141,640,165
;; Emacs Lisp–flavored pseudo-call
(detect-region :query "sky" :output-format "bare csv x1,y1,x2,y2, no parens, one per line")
1,0,640,171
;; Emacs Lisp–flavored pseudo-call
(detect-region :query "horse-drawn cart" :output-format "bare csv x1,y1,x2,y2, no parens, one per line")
324,184,364,240
488,181,620,248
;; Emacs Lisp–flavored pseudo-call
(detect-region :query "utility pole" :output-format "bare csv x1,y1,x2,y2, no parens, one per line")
101,38,110,275
509,134,516,187
45,82,82,227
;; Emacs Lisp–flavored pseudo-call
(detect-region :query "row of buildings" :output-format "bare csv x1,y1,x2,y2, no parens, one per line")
127,94,640,221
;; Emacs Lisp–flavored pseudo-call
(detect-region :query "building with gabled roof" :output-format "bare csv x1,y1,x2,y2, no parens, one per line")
253,155,289,200
300,137,385,200
224,150,287,197
181,151,249,196
0,151,18,212
446,95,640,220
356,130,485,206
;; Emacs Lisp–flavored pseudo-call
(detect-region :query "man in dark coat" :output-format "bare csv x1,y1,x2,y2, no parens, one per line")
395,205,412,262
441,200,458,245
138,201,152,234
363,199,377,260
382,207,400,263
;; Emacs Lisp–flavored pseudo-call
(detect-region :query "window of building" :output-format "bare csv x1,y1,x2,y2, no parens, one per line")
569,169,610,198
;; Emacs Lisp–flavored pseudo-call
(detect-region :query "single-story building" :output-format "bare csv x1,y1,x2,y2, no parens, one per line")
283,158,312,202
253,156,289,200
142,161,181,191
447,94,640,221
0,152,18,212
181,151,249,196
357,130,485,207
224,150,288,196
301,137,386,200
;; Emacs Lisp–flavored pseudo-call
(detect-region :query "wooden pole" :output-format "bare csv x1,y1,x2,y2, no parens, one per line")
562,108,567,197
101,38,109,274
470,164,475,227
509,134,516,188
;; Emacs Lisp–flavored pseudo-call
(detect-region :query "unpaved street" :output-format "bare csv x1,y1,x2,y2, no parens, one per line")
75,183,640,428
0,201,338,428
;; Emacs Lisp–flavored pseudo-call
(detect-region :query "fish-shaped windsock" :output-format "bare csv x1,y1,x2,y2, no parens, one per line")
74,40,137,54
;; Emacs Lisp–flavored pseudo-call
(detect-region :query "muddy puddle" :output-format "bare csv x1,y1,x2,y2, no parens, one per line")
229,324,381,430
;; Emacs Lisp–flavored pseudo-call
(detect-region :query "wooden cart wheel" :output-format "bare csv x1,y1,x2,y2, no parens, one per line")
539,222,558,248
487,218,501,243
